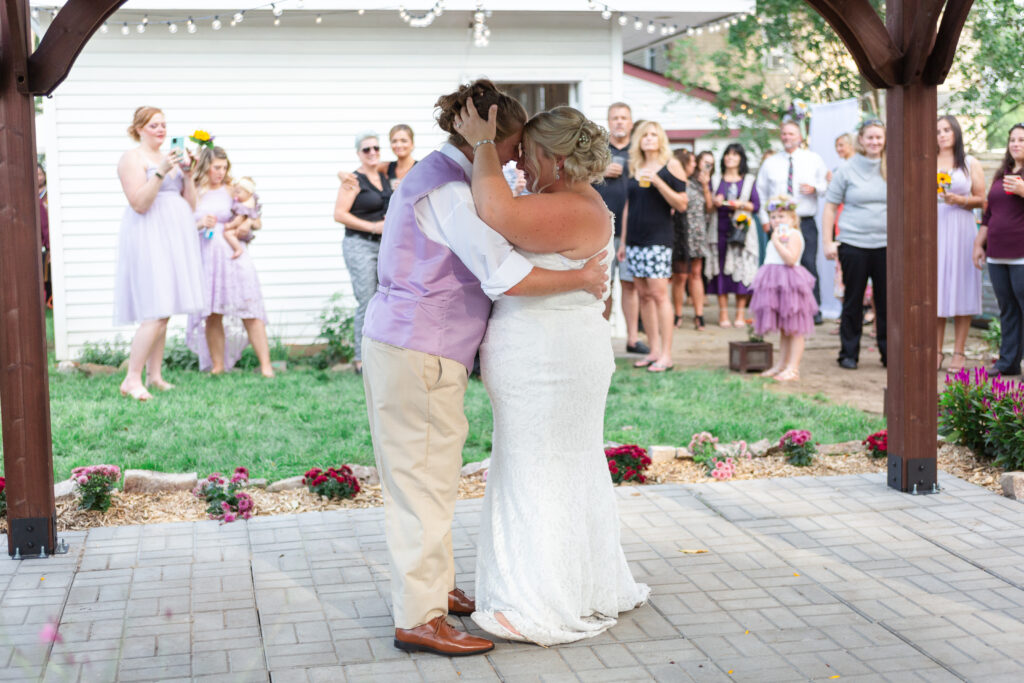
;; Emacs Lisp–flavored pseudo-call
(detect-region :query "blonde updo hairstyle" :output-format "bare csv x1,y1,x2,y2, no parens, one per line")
521,107,610,193
127,106,163,141
435,79,527,147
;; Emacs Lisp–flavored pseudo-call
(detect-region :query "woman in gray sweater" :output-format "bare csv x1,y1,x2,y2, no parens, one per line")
822,120,888,370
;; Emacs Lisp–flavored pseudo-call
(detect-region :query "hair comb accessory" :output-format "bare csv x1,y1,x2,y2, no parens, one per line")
767,196,798,213
575,121,590,146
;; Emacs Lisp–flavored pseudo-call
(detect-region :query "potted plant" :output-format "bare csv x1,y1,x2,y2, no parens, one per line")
728,324,773,373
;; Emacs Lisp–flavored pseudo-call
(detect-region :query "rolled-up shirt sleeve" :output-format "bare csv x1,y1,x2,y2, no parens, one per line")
414,182,533,300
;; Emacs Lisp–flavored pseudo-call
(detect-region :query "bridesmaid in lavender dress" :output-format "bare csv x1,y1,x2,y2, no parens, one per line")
186,146,274,377
114,107,204,401
936,115,985,372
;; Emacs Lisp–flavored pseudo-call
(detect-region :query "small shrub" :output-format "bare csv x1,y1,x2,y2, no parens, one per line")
0,476,6,517
938,367,993,455
77,340,128,367
780,430,816,467
983,377,1024,470
688,432,719,472
70,465,121,512
604,444,651,484
983,318,1001,355
193,467,254,522
863,430,888,459
746,323,764,343
303,466,361,500
313,294,355,369
163,336,199,371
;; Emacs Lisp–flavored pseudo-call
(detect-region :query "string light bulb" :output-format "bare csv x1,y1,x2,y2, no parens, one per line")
274,17,281,26
601,6,611,20
617,13,627,26
100,22,109,34
272,4,283,17
316,14,323,24
187,17,197,33
358,8,365,15
120,23,130,35
647,21,656,34
233,12,244,24
633,17,642,31
136,22,145,33
168,22,178,33
212,17,222,30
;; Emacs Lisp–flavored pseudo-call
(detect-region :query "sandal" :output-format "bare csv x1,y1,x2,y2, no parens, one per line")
718,318,733,328
694,315,705,331
674,314,683,328
949,352,967,373
119,385,152,402
774,368,800,382
734,318,746,327
759,366,783,378
647,362,674,373
937,352,947,371
633,358,656,368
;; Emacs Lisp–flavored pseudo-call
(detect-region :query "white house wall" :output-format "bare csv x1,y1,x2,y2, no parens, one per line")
44,12,620,359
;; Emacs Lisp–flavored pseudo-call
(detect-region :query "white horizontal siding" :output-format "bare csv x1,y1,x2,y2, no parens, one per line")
45,12,618,359
622,73,721,132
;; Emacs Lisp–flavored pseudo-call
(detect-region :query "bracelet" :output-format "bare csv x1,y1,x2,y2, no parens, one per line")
154,170,165,179
473,139,495,152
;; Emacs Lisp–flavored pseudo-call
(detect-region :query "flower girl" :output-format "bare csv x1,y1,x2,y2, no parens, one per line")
749,196,819,381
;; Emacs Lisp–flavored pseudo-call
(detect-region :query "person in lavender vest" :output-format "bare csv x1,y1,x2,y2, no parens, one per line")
361,80,608,657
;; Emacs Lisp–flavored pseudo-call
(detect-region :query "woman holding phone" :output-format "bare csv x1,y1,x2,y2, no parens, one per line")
113,106,204,401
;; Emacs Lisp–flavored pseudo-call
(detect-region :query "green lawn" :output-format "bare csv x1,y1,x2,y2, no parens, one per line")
3,356,884,482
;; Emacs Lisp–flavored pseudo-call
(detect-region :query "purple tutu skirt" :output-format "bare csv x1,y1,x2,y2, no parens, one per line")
749,264,818,337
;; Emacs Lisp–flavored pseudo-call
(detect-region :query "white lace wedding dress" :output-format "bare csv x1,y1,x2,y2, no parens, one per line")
472,236,650,646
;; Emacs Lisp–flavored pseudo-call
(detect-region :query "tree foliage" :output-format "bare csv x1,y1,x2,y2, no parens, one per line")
667,0,1021,151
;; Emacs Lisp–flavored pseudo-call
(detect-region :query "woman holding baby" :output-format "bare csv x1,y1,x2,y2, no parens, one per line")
185,146,275,377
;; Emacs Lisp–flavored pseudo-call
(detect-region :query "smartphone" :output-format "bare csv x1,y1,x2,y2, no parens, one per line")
169,136,188,169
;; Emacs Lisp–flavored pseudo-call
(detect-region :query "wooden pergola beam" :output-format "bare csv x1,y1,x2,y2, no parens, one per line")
27,0,127,95
807,0,902,88
900,0,944,82
922,0,973,84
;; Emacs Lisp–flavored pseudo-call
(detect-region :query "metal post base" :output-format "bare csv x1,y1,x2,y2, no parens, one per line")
7,517,67,558
887,454,940,494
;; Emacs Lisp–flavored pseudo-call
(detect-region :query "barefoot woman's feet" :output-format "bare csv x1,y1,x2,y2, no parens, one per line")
759,365,783,378
119,382,152,402
495,612,524,639
146,379,175,391
774,368,800,382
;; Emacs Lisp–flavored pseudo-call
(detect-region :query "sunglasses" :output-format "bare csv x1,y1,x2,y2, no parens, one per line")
360,146,380,154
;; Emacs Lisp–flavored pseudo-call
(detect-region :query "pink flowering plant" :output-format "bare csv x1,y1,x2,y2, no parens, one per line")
863,430,888,459
939,367,1024,469
0,475,6,517
604,445,651,484
303,466,361,500
70,465,121,512
193,467,254,523
780,430,816,467
688,432,719,472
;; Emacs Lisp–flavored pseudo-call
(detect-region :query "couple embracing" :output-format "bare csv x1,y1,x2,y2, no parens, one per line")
361,79,649,656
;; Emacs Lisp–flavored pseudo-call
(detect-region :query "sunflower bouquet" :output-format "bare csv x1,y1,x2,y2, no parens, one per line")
189,130,215,149
937,170,952,200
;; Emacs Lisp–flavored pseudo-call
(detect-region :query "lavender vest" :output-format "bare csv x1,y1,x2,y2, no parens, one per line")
362,151,493,371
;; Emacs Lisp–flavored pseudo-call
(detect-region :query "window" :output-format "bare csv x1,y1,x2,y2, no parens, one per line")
498,83,574,117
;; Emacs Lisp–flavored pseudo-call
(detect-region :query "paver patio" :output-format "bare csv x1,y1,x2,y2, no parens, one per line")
2,473,1023,682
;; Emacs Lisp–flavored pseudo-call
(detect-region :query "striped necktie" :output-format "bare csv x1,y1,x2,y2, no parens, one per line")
786,154,794,196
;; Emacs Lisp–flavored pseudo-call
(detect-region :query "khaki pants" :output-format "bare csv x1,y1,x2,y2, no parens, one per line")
361,337,468,629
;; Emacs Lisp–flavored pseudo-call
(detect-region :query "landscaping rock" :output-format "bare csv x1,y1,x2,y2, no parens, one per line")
348,465,379,486
78,362,119,378
675,447,692,460
123,470,197,494
648,446,677,464
267,475,305,492
56,360,79,375
1015,476,1024,503
119,358,130,371
819,440,867,456
246,478,269,489
1000,471,1024,499
461,459,490,477
748,439,772,457
54,479,76,502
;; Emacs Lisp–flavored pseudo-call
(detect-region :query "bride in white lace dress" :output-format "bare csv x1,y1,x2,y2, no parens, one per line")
455,102,650,646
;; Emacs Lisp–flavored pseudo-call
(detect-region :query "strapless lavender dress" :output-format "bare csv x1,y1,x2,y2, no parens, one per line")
185,187,268,371
113,167,204,325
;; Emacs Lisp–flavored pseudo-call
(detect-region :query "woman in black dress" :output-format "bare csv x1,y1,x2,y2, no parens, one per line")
334,132,393,373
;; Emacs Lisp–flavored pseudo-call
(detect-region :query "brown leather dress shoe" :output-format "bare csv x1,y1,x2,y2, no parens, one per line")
394,615,494,656
447,588,475,617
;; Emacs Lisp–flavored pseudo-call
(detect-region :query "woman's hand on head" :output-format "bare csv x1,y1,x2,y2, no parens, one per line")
454,97,497,147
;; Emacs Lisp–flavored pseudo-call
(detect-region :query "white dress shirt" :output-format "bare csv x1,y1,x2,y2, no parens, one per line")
755,147,829,219
413,144,534,299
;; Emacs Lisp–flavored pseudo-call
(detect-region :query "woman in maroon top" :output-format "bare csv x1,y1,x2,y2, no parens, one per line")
974,123,1024,376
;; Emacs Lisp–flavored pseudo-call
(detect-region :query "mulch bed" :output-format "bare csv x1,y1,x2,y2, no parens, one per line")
0,444,1006,534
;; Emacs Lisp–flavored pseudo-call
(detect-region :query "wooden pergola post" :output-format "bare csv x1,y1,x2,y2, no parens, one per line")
1,0,125,557
807,0,973,492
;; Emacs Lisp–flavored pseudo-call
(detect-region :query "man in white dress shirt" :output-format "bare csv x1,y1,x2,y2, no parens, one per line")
755,120,829,323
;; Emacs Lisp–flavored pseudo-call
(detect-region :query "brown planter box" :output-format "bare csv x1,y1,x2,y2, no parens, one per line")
729,341,773,373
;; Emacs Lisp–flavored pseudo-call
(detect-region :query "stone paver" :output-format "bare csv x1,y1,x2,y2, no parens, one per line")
2,473,1024,681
